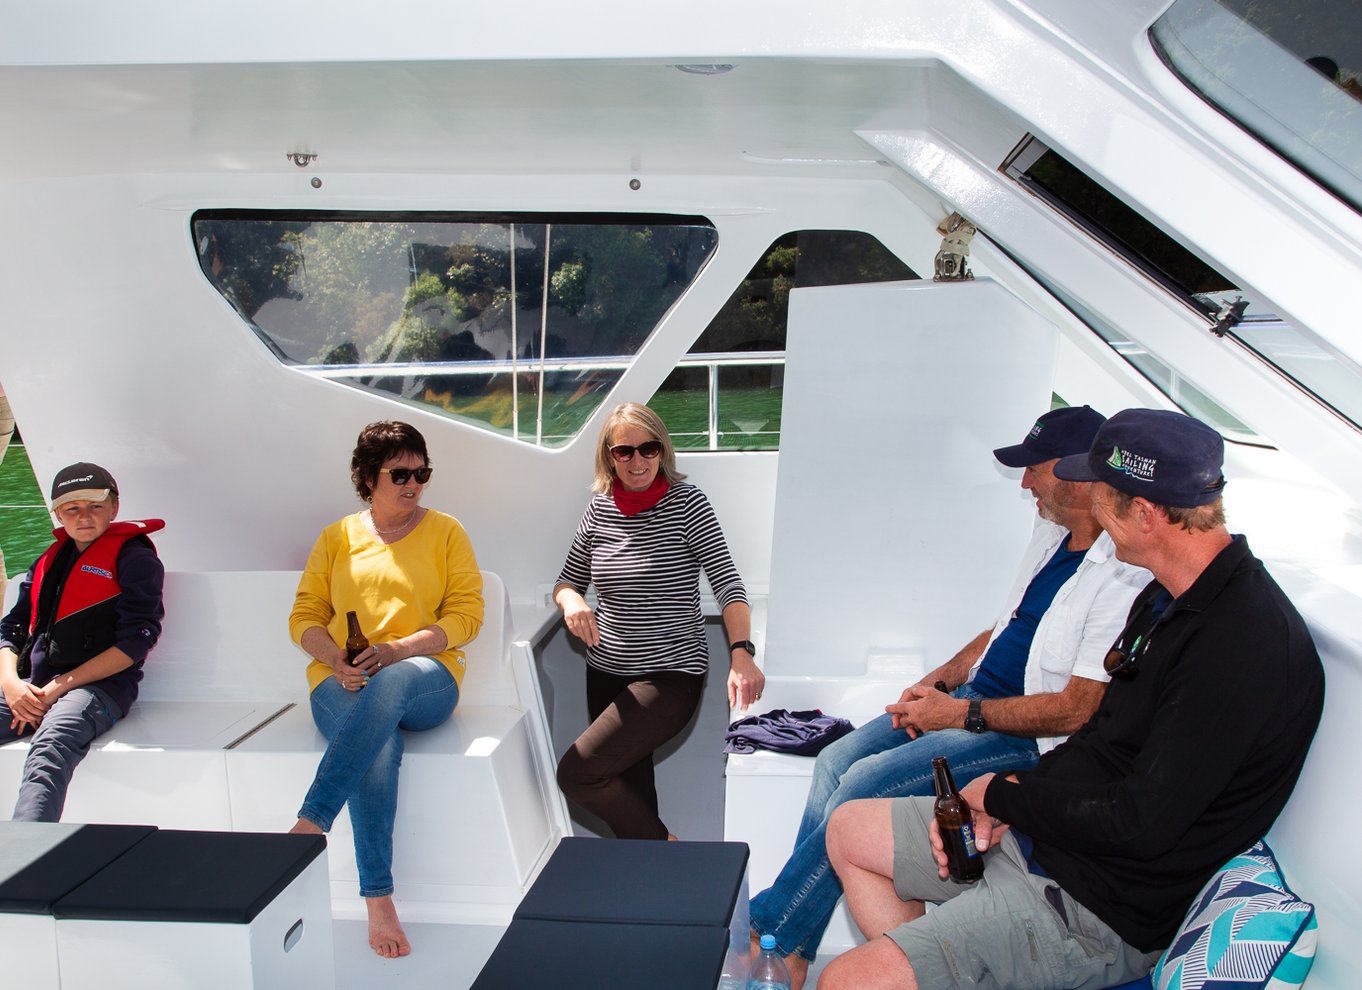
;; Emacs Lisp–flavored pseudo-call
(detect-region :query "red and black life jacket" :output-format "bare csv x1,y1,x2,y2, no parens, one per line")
23,519,165,674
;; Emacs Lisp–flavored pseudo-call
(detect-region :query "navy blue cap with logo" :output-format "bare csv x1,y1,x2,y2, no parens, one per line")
993,405,1107,468
1052,409,1226,507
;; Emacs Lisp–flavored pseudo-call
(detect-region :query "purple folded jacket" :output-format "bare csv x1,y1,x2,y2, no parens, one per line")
724,708,855,756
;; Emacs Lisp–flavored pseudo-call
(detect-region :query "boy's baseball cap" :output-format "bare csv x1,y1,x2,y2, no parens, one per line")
51,462,119,510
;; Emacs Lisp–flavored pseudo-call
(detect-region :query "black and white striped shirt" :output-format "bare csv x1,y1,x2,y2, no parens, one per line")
557,483,748,676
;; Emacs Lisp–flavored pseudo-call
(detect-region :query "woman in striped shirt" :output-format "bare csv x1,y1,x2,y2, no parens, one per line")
554,403,764,839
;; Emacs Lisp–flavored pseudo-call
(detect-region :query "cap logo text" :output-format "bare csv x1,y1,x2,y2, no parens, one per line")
1106,446,1157,482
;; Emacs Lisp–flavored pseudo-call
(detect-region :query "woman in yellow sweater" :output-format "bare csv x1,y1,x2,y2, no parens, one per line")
288,420,483,959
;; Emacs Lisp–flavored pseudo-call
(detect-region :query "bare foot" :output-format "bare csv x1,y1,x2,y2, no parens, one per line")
289,817,323,835
366,895,411,958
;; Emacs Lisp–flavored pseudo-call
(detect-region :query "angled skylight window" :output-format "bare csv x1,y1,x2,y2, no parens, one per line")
1003,136,1362,432
1002,136,1242,322
1151,0,1362,213
193,212,717,446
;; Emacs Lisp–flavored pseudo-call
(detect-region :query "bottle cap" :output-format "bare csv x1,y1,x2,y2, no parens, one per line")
760,934,777,951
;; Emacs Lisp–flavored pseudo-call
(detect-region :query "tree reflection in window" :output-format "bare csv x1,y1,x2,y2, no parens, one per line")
1151,0,1362,212
194,213,717,446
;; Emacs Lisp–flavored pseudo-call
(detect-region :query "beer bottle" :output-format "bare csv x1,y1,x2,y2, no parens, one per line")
932,756,984,882
344,611,369,666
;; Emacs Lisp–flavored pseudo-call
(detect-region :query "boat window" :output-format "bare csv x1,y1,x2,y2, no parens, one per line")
1003,136,1362,433
1151,0,1362,213
1045,281,1265,444
649,230,920,450
1002,136,1240,321
192,212,717,447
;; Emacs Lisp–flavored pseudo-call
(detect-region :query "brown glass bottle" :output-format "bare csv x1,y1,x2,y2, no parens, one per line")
932,756,984,882
344,611,369,666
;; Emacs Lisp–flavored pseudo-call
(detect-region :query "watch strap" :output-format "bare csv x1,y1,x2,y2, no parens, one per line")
729,640,756,656
965,697,987,733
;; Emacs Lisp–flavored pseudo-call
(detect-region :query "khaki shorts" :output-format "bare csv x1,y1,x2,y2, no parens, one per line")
885,796,1159,990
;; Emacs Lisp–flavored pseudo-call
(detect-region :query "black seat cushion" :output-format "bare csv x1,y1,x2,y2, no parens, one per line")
472,918,727,990
0,823,156,915
513,837,748,927
53,830,326,924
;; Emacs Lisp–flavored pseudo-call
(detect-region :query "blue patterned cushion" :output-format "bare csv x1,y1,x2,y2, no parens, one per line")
1152,840,1316,990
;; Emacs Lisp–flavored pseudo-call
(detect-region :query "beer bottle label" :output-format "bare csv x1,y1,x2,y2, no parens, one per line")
960,821,980,858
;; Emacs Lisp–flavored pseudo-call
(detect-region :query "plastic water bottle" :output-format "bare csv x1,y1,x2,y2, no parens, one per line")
749,934,791,990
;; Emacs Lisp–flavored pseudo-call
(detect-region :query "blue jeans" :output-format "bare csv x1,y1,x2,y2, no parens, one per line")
300,656,458,898
1,684,122,822
748,685,1039,960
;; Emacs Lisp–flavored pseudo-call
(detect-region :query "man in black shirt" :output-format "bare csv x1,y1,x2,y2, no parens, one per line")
819,409,1325,990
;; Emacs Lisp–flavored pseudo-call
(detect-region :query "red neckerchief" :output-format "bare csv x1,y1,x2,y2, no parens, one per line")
612,475,669,516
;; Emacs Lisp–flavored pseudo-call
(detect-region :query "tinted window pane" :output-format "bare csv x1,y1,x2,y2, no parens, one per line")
716,364,784,450
1152,0,1362,212
194,213,717,446
653,230,917,450
651,366,711,450
1004,140,1236,314
1045,281,1263,443
1004,136,1362,432
688,230,917,354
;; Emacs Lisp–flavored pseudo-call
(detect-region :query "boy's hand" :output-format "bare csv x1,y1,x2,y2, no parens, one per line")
31,681,66,704
3,679,49,733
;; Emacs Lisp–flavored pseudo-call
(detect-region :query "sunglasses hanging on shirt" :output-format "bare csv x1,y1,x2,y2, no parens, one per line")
1103,590,1176,680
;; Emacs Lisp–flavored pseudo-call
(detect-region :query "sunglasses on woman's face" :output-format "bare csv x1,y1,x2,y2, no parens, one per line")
380,466,433,485
610,441,663,462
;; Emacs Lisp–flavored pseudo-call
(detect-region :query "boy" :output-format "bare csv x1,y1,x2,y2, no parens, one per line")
0,462,164,821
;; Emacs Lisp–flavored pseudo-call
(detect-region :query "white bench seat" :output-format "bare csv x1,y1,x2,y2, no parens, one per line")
0,568,560,905
0,701,280,830
724,673,919,963
227,701,551,900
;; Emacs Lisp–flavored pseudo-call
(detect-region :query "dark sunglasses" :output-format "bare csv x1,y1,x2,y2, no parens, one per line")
1103,592,1175,679
1103,634,1151,680
380,466,433,485
610,440,663,462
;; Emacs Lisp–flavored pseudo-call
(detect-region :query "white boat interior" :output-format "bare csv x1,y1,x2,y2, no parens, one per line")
2,1,1360,987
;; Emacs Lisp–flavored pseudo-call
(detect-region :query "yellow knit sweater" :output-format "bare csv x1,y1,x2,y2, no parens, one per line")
288,510,483,692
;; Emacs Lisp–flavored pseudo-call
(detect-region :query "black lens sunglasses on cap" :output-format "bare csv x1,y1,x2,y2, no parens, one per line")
610,441,663,462
380,466,433,485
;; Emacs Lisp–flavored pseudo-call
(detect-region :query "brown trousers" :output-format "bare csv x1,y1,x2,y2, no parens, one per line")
556,666,704,839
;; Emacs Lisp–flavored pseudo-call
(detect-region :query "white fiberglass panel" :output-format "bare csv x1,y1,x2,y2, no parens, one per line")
764,278,1057,677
